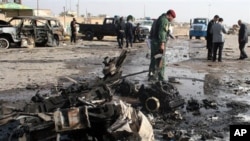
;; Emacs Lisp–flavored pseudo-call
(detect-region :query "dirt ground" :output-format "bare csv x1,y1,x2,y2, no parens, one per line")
1,34,250,140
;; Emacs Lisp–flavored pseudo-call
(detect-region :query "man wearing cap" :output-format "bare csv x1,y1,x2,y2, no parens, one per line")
148,9,176,82
206,15,220,60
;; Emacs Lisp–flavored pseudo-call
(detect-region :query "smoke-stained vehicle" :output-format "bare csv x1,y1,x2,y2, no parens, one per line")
0,16,64,48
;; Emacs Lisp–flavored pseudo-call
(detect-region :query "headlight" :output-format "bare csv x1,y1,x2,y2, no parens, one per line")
202,28,207,31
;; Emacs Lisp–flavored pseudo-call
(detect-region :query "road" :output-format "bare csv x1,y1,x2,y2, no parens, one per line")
1,35,250,140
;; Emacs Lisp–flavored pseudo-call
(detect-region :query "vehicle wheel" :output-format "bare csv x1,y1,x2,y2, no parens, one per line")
195,36,200,39
0,38,10,49
53,35,60,46
97,35,104,40
189,36,192,39
140,38,145,42
85,31,94,40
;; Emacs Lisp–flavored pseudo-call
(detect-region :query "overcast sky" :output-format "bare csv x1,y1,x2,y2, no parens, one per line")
22,0,250,26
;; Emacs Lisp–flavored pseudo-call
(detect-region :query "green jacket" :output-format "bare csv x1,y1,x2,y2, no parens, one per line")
155,14,170,43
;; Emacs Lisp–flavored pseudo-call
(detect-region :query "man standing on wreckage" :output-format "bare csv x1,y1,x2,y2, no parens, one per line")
148,9,176,83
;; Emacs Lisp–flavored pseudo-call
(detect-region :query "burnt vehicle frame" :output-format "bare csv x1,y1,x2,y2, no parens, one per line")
0,16,64,48
0,50,184,141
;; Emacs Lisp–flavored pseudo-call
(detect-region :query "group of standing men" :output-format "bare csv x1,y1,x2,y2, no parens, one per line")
116,10,176,83
206,15,248,62
116,15,135,48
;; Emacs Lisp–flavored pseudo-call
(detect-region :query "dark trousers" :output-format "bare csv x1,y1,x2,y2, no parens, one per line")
239,42,248,59
126,35,133,47
133,34,140,42
71,32,76,43
117,34,124,48
213,42,224,61
207,39,213,60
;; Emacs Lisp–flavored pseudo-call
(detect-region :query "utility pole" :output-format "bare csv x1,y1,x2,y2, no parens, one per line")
144,4,145,18
77,0,79,17
64,6,66,28
208,3,211,18
70,0,71,11
37,0,39,16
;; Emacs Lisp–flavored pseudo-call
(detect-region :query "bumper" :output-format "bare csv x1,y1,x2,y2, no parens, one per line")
189,30,207,37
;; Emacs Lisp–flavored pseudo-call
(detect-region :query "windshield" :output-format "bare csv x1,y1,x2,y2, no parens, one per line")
135,20,153,26
9,18,22,27
193,19,207,24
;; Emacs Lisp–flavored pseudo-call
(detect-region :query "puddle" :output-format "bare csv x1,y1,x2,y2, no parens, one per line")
1,40,250,141
166,46,190,63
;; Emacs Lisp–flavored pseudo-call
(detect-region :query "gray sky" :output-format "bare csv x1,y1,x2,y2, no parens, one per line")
22,0,250,26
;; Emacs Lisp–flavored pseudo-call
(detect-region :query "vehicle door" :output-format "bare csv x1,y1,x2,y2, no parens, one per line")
8,18,24,40
45,20,55,46
33,19,48,45
50,20,64,40
102,18,116,36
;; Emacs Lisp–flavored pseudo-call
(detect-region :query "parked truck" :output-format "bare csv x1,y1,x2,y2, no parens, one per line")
189,18,209,39
78,17,149,41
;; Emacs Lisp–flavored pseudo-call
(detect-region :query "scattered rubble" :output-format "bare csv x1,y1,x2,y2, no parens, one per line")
0,50,185,141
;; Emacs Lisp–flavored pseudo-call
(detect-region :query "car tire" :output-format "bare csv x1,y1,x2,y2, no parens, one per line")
189,36,192,39
85,31,94,41
97,35,104,40
0,38,10,49
195,36,200,39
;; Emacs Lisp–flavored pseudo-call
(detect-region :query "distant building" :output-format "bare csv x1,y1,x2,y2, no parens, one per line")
0,0,22,4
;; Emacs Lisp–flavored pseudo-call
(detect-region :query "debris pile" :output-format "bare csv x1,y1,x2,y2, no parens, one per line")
0,50,185,141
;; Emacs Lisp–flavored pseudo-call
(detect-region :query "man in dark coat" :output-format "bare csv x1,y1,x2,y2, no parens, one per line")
133,23,141,42
210,18,227,62
125,15,134,48
238,20,248,60
70,18,78,44
206,15,219,60
116,17,125,48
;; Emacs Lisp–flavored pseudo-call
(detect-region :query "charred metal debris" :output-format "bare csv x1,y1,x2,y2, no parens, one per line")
0,50,185,141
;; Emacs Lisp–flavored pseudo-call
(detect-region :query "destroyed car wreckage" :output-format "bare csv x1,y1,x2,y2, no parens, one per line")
0,50,184,141
0,16,64,49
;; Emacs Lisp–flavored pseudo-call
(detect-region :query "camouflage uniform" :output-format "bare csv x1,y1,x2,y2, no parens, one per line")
149,14,170,81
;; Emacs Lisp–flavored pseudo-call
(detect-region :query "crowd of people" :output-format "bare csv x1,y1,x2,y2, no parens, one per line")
206,15,248,62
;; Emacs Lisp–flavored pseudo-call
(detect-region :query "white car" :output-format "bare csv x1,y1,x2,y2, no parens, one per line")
134,20,153,32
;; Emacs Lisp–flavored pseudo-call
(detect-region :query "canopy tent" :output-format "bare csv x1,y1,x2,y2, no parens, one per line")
0,2,33,17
